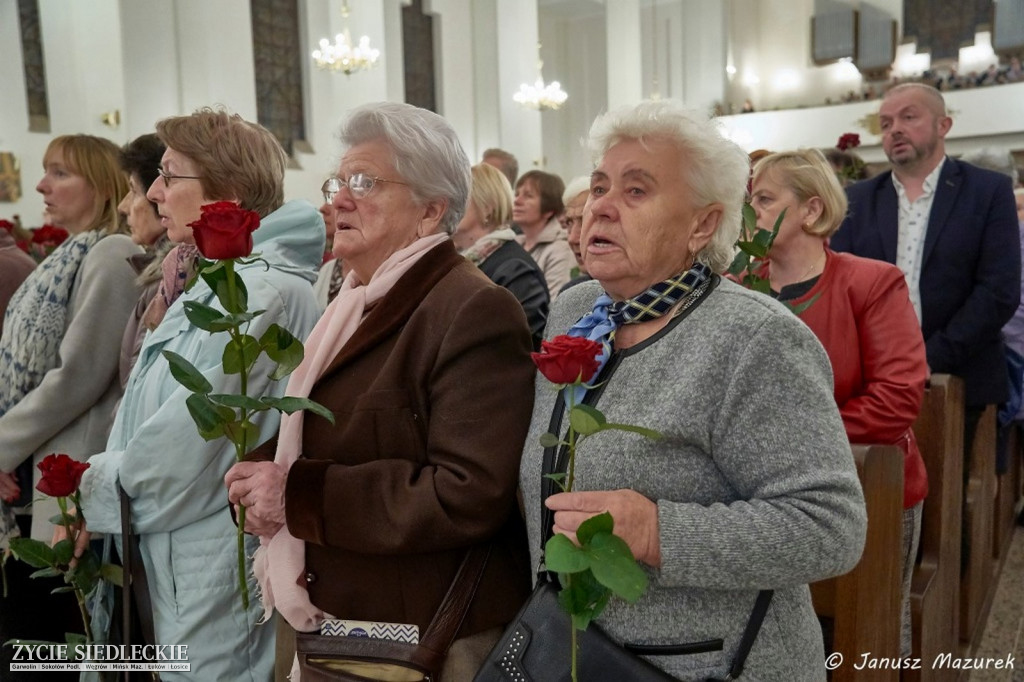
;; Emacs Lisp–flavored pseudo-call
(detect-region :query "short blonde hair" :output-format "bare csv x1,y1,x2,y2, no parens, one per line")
468,163,513,230
155,108,285,218
44,135,129,235
752,149,848,238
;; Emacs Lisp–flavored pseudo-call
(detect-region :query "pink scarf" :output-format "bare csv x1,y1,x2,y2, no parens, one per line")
253,234,448,633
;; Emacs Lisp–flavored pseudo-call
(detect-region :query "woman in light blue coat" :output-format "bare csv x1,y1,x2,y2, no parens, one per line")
71,110,324,681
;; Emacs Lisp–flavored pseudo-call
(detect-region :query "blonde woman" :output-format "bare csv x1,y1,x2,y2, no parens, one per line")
454,163,549,349
0,135,137,668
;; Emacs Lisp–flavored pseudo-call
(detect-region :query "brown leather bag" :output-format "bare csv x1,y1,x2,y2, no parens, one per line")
295,545,491,682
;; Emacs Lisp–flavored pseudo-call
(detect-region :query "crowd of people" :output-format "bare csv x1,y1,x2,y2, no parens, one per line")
0,81,1020,681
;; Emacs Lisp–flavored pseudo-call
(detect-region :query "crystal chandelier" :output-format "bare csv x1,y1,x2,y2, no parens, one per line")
513,49,568,111
311,0,380,76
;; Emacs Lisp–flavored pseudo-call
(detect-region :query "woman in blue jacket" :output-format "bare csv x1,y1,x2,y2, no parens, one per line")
69,109,324,681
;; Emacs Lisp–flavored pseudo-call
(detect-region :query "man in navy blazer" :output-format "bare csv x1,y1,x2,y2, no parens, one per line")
831,84,1020,450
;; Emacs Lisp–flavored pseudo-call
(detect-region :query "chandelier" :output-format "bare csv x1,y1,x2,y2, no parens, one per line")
513,50,568,111
311,0,380,76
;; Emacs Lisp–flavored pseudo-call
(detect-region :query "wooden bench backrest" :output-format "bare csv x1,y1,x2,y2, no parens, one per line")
811,443,903,682
908,375,963,682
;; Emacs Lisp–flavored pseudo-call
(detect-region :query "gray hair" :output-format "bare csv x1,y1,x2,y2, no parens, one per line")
960,147,1019,185
340,102,471,234
586,100,749,273
562,175,591,204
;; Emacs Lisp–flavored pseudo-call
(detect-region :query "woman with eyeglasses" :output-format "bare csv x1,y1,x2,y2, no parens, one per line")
0,134,137,679
224,102,535,681
60,109,324,681
312,177,347,308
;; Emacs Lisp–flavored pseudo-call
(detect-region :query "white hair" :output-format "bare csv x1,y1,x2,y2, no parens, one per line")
340,102,471,234
562,175,591,204
586,100,749,273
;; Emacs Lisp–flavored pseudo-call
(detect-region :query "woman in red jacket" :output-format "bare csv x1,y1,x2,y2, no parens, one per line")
751,148,928,657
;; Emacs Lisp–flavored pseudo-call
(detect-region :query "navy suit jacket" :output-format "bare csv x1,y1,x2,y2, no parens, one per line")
831,158,1020,407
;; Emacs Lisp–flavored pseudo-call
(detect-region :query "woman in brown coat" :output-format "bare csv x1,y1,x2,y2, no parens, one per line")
225,102,535,681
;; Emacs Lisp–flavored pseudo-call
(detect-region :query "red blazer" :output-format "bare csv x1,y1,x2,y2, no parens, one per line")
777,249,928,508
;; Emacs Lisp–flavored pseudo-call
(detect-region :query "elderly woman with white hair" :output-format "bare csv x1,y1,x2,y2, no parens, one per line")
516,101,867,680
225,102,536,681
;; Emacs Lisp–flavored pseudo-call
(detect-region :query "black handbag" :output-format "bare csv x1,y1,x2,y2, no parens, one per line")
295,544,491,681
474,389,774,682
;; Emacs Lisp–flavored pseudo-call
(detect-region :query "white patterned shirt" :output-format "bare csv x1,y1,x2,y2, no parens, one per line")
893,158,946,321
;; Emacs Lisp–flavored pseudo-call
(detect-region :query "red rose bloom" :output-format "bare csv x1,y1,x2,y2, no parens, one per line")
189,201,261,260
31,225,69,247
36,454,90,498
837,133,861,151
531,335,603,385
0,219,14,232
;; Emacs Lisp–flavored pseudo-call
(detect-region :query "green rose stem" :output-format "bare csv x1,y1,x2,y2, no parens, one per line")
58,494,93,643
223,259,250,611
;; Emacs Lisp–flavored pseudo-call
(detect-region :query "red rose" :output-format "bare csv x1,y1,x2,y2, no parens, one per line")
531,335,603,385
31,225,69,246
837,133,861,151
188,201,261,260
0,219,14,232
36,454,90,498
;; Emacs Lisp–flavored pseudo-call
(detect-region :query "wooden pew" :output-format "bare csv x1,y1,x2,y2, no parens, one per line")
960,405,997,651
811,444,904,682
907,375,963,682
993,423,1021,562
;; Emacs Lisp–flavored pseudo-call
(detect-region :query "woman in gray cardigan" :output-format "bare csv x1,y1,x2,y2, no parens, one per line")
519,101,867,681
0,134,138,677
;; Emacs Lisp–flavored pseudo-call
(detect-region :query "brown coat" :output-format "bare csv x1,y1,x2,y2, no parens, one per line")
272,240,535,637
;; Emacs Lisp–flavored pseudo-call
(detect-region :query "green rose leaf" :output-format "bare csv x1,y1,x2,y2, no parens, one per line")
163,351,213,394
222,334,261,375
727,250,751,276
64,633,88,650
741,202,757,232
208,311,263,333
543,472,567,492
544,534,590,574
569,404,605,436
29,567,61,579
558,570,612,631
538,432,561,448
210,393,267,412
787,291,822,316
101,563,124,588
752,227,776,251
587,532,649,603
51,586,77,594
260,324,305,381
9,538,55,569
603,422,662,441
48,512,76,527
68,550,102,597
260,396,336,424
182,301,227,332
223,419,261,454
200,262,249,314
736,239,768,259
185,393,233,441
576,510,614,545
52,539,74,567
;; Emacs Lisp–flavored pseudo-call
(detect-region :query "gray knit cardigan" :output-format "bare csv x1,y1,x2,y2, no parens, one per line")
520,276,868,681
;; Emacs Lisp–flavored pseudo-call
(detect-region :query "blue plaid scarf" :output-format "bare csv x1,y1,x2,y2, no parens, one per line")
564,262,711,403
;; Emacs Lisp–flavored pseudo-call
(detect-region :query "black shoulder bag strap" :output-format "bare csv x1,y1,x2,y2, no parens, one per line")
119,485,157,649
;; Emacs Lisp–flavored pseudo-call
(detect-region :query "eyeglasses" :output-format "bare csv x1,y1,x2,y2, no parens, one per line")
322,173,407,202
157,167,202,187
